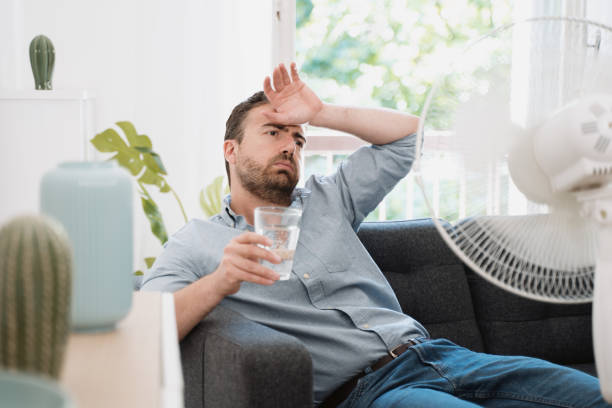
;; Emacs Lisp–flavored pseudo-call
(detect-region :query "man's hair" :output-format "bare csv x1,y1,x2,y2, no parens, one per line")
224,91,270,188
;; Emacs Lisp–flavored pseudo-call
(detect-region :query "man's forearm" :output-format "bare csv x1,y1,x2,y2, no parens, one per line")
309,104,419,145
174,274,225,341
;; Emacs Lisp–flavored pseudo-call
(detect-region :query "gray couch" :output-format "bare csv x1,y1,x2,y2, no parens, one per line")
180,218,595,408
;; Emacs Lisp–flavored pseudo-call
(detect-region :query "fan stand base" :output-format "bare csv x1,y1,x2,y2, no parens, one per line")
576,186,612,402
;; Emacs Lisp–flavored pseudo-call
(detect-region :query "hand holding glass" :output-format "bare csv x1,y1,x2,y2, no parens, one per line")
254,207,302,280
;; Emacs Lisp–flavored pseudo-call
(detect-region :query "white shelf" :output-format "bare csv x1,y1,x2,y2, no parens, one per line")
0,88,97,225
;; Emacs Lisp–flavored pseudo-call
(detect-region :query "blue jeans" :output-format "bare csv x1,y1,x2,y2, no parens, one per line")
337,338,610,408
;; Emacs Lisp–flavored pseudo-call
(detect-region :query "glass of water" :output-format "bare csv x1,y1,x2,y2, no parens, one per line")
254,206,302,280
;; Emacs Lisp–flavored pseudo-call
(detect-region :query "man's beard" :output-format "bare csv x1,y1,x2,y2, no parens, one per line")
235,153,299,206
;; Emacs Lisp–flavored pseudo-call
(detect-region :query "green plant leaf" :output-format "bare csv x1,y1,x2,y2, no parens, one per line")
142,151,167,175
116,121,137,145
159,182,171,193
200,175,227,217
205,183,217,212
139,168,170,193
134,270,144,276
199,188,213,217
90,128,129,152
144,257,156,269
207,179,220,211
141,196,168,244
212,176,223,211
136,134,153,148
112,151,144,176
116,121,152,149
139,168,161,185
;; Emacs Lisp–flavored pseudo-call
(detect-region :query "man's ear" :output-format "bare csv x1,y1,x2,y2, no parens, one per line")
224,139,238,165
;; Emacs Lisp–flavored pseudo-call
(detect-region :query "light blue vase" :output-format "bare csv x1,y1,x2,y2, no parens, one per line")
0,370,74,408
40,161,133,332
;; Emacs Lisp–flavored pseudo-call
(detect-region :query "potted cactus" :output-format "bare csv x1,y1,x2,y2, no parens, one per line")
29,35,55,90
0,215,72,379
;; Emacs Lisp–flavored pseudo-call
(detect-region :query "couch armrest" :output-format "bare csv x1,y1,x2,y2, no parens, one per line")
180,304,313,408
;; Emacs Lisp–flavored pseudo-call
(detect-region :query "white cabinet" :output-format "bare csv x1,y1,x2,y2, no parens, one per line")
0,90,95,224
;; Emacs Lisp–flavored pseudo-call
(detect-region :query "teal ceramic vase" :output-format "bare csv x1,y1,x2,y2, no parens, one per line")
0,370,74,408
40,162,133,332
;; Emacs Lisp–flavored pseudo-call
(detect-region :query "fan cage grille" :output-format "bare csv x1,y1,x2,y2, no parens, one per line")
440,217,595,303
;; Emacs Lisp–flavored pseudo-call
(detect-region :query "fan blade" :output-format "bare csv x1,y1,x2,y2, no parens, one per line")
452,87,518,169
440,213,596,302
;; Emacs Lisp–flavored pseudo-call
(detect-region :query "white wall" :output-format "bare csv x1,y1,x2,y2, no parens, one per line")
586,1,612,24
1,0,273,267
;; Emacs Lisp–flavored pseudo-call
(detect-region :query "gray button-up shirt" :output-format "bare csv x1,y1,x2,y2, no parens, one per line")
141,133,429,404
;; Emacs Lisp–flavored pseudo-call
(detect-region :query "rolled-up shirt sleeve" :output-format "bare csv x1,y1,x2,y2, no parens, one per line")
328,133,416,229
140,220,226,292
140,237,200,292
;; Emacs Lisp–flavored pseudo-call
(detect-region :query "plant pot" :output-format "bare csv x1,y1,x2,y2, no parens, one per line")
41,161,133,332
0,370,74,407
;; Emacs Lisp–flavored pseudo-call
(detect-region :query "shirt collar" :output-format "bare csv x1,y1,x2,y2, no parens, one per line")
220,188,311,230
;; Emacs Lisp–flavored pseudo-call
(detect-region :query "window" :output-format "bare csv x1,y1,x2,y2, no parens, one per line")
295,0,513,221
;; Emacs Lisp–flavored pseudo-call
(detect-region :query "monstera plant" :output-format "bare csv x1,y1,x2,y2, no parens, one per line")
91,122,187,275
200,175,229,217
91,122,228,275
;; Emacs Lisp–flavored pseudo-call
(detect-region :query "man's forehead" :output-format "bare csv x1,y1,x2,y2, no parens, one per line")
247,104,305,133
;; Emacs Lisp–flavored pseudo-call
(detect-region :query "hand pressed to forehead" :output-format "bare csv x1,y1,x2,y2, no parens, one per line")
262,62,323,126
268,62,299,92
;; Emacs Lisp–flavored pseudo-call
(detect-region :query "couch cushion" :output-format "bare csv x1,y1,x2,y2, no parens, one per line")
467,270,594,366
358,219,485,352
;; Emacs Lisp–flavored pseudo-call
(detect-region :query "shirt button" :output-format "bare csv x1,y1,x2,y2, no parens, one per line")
303,273,310,279
363,323,370,329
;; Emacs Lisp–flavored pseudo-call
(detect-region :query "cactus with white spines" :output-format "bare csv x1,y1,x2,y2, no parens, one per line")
0,215,72,379
29,35,55,90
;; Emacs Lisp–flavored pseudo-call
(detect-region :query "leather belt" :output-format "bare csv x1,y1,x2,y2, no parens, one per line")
320,338,422,408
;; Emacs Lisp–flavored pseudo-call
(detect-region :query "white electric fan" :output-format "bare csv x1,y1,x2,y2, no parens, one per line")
414,16,612,401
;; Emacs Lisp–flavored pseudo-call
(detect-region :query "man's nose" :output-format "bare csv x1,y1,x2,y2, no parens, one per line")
280,133,296,156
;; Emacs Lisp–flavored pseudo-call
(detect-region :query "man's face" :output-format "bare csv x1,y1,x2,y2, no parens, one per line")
228,104,306,204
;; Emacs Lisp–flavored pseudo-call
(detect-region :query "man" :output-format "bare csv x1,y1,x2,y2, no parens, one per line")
141,63,609,407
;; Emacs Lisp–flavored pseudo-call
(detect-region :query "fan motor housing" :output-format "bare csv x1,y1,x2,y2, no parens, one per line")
534,94,612,193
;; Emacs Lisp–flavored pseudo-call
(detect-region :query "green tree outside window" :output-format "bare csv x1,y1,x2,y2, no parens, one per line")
297,0,513,222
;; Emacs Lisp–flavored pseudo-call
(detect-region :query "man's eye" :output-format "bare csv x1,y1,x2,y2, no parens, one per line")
267,130,278,136
296,140,304,147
